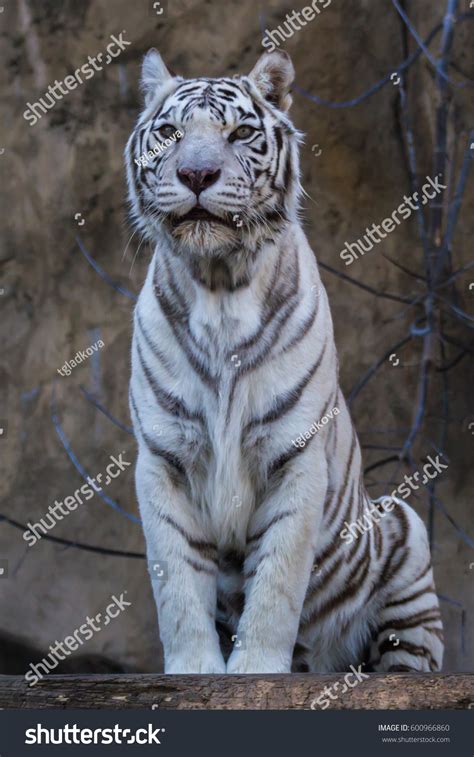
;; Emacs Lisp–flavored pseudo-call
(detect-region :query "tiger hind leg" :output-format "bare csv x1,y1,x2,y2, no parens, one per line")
369,502,444,672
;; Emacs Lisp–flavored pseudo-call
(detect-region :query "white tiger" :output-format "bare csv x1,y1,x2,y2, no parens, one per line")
126,49,443,674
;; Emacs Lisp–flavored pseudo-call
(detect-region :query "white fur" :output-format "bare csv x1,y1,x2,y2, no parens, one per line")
127,52,443,674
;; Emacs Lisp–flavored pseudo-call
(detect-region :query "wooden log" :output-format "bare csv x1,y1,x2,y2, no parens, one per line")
0,673,472,710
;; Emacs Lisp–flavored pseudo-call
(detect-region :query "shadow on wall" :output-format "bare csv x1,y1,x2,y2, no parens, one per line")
0,630,132,676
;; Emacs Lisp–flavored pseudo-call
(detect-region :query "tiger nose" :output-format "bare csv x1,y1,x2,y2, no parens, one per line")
177,166,221,195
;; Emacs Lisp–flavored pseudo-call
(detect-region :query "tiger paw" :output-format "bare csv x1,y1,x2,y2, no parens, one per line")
226,648,291,674
165,650,226,674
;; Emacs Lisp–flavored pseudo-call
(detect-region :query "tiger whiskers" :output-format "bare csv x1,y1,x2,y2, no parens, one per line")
128,233,147,276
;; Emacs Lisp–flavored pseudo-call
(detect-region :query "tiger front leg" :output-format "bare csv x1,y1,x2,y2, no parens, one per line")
136,452,226,674
227,458,327,674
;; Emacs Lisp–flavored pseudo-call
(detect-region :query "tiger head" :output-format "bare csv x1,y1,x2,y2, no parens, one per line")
125,50,302,260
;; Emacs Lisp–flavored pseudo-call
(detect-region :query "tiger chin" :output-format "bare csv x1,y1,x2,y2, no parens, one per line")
126,49,443,675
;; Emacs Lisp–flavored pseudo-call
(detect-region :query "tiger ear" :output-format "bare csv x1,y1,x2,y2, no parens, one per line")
248,51,294,111
140,49,175,105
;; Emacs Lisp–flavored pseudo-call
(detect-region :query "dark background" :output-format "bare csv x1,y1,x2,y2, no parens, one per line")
0,0,472,674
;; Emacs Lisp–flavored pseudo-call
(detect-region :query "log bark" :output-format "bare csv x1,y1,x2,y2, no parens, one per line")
0,673,472,710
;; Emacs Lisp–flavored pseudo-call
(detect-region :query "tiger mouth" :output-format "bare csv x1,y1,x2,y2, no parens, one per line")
171,208,236,228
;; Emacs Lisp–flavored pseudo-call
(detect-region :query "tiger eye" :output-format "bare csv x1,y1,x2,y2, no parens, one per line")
159,124,178,139
234,125,254,140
